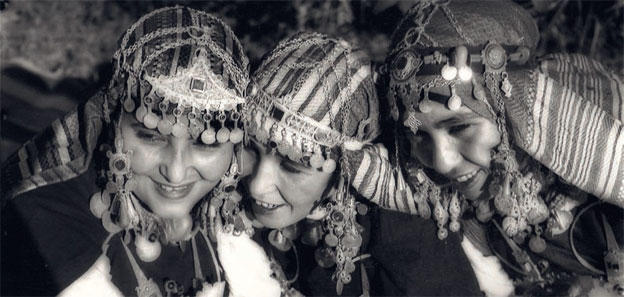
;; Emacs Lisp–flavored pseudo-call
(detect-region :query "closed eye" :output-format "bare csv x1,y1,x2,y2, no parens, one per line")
280,160,302,174
449,124,471,135
411,130,430,143
193,139,222,149
136,130,166,143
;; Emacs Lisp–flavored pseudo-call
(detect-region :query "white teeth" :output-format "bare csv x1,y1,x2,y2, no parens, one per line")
159,184,188,192
456,170,478,183
254,199,279,209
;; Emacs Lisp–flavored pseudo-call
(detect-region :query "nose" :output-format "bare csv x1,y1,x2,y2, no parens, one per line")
159,142,191,184
431,134,462,176
248,155,279,197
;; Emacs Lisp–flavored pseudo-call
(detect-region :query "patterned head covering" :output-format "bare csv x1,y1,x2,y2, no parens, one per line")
347,0,623,242
2,6,250,204
385,0,538,122
384,0,623,208
245,32,379,293
112,6,249,142
246,32,379,172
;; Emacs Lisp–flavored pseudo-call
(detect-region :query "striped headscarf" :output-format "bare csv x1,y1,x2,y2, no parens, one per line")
506,54,624,207
245,32,379,292
246,32,379,171
1,6,249,204
347,0,624,226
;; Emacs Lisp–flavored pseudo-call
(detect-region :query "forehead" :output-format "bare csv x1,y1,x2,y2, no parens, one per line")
401,100,477,124
251,138,333,176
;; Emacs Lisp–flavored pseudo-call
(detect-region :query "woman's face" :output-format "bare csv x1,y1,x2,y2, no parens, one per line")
246,139,333,229
120,112,233,219
403,96,501,200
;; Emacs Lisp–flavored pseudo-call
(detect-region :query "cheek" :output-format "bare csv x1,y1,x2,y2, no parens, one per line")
407,135,434,167
281,174,330,208
119,131,161,174
462,124,501,167
194,144,234,180
128,146,161,174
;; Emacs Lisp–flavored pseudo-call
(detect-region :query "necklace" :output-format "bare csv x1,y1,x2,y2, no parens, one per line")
120,230,224,297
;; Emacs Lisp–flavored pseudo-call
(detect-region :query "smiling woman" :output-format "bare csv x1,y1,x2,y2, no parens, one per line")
1,6,252,297
351,0,624,295
246,139,334,229
404,101,500,201
120,114,233,222
241,32,381,296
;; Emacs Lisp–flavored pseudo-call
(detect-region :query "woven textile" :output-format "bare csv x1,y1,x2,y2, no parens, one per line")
349,0,624,211
113,6,249,103
1,6,249,205
390,0,538,54
507,54,624,207
347,143,419,213
250,32,379,141
246,32,380,172
1,93,106,205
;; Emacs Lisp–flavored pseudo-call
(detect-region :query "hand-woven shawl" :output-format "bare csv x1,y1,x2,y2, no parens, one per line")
1,92,106,206
1,6,250,207
507,53,624,207
347,53,624,212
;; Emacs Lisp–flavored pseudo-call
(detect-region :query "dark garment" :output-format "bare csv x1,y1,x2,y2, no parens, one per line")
2,166,106,296
263,206,482,296
1,167,220,296
488,198,624,296
368,209,483,297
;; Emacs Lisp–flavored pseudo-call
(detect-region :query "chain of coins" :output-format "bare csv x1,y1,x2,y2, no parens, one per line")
313,198,368,295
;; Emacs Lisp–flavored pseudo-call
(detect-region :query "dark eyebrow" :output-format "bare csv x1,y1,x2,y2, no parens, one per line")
435,112,480,128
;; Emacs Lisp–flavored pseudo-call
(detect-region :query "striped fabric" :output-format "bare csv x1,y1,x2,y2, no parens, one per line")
347,143,419,215
251,32,379,138
1,7,249,205
1,91,106,205
116,6,249,96
348,54,624,212
507,53,624,207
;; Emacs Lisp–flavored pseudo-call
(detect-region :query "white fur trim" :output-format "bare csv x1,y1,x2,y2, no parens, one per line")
461,237,515,297
343,140,365,151
196,281,227,297
216,231,281,297
58,255,123,297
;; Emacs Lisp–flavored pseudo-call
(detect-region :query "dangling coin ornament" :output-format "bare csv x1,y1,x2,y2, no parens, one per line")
447,94,462,111
135,235,162,262
143,112,159,129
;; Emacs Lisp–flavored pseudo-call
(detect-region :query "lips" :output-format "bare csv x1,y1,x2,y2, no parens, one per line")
251,198,285,215
455,170,479,183
154,181,195,200
453,169,488,200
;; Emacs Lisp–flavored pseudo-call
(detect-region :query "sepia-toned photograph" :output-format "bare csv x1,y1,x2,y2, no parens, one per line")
1,1,623,296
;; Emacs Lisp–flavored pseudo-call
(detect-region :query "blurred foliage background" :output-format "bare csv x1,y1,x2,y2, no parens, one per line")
1,0,623,161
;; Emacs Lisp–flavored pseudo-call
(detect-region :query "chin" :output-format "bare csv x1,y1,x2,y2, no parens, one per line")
141,192,201,219
255,212,300,230
149,204,195,219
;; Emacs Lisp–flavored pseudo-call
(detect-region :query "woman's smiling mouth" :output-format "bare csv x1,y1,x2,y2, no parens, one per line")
154,181,195,200
455,169,479,183
251,198,285,214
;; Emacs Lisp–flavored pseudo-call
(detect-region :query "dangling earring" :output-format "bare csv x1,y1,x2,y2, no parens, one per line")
448,190,462,232
318,177,363,295
207,148,253,239
418,87,434,113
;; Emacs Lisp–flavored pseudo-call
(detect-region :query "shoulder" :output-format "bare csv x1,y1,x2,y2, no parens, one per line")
1,168,108,295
